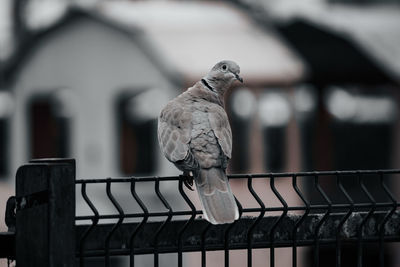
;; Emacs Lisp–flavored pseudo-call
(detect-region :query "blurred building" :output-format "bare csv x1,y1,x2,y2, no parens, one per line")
0,0,307,182
242,1,400,266
244,0,400,172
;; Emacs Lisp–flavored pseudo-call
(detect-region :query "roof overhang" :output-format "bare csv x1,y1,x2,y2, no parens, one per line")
97,1,307,87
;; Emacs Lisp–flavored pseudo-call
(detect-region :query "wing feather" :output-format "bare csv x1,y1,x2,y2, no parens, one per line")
158,103,192,162
207,105,232,158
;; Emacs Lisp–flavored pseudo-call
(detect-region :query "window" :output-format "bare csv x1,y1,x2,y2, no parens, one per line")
116,90,158,175
227,88,256,173
325,85,398,170
0,91,14,177
0,119,9,176
258,90,291,172
28,92,70,159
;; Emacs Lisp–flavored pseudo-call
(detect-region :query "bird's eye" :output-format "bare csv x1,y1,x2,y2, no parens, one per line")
222,64,227,71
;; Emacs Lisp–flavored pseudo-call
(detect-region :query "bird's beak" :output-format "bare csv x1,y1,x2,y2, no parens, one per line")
235,73,243,83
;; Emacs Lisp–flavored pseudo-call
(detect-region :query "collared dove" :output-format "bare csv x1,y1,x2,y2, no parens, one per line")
158,60,243,224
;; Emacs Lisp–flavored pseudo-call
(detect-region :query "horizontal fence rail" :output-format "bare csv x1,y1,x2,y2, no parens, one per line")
76,212,400,255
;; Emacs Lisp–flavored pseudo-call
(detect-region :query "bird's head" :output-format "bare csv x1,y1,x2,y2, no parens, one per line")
203,60,243,95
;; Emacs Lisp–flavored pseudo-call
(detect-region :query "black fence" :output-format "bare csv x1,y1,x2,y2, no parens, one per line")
1,158,400,267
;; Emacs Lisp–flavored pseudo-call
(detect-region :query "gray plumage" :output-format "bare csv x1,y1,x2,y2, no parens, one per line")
158,60,243,224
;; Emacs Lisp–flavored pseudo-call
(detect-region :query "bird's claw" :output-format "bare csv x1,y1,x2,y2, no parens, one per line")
181,173,194,191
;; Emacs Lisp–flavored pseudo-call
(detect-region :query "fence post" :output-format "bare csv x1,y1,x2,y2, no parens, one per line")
15,158,76,267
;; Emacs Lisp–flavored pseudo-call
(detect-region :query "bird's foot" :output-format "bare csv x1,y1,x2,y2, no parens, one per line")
180,172,194,191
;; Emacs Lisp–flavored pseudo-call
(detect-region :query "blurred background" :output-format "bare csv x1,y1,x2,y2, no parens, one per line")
1,0,400,266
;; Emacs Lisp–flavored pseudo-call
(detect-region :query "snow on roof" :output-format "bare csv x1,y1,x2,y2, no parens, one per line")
96,1,306,86
259,0,400,83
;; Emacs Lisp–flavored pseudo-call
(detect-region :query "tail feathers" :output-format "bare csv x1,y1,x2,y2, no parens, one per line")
195,168,239,224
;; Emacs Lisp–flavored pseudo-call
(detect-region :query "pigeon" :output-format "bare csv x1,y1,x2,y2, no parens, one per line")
158,60,243,224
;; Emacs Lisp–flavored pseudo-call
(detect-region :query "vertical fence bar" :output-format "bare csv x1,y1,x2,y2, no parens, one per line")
224,223,232,267
269,176,288,267
15,159,76,267
79,182,99,267
357,173,376,267
178,179,196,267
336,173,354,267
129,179,149,267
292,175,309,267
246,175,265,267
378,172,397,267
224,198,240,267
104,179,124,267
313,174,332,267
201,223,212,267
224,197,241,267
153,179,173,267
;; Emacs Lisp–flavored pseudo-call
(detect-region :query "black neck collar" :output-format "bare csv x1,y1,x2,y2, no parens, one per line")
201,79,216,93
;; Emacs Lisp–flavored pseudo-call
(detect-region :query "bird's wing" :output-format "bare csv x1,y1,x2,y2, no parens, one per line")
207,105,232,159
158,101,192,163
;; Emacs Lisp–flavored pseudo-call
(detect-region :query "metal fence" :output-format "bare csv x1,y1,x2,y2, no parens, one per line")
1,159,400,267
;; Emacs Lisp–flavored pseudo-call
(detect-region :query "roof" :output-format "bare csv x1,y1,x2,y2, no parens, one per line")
96,1,307,86
0,8,146,86
256,1,400,84
2,1,307,88
277,19,395,86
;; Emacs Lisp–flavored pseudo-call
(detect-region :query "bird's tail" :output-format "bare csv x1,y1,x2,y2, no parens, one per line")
194,168,239,224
